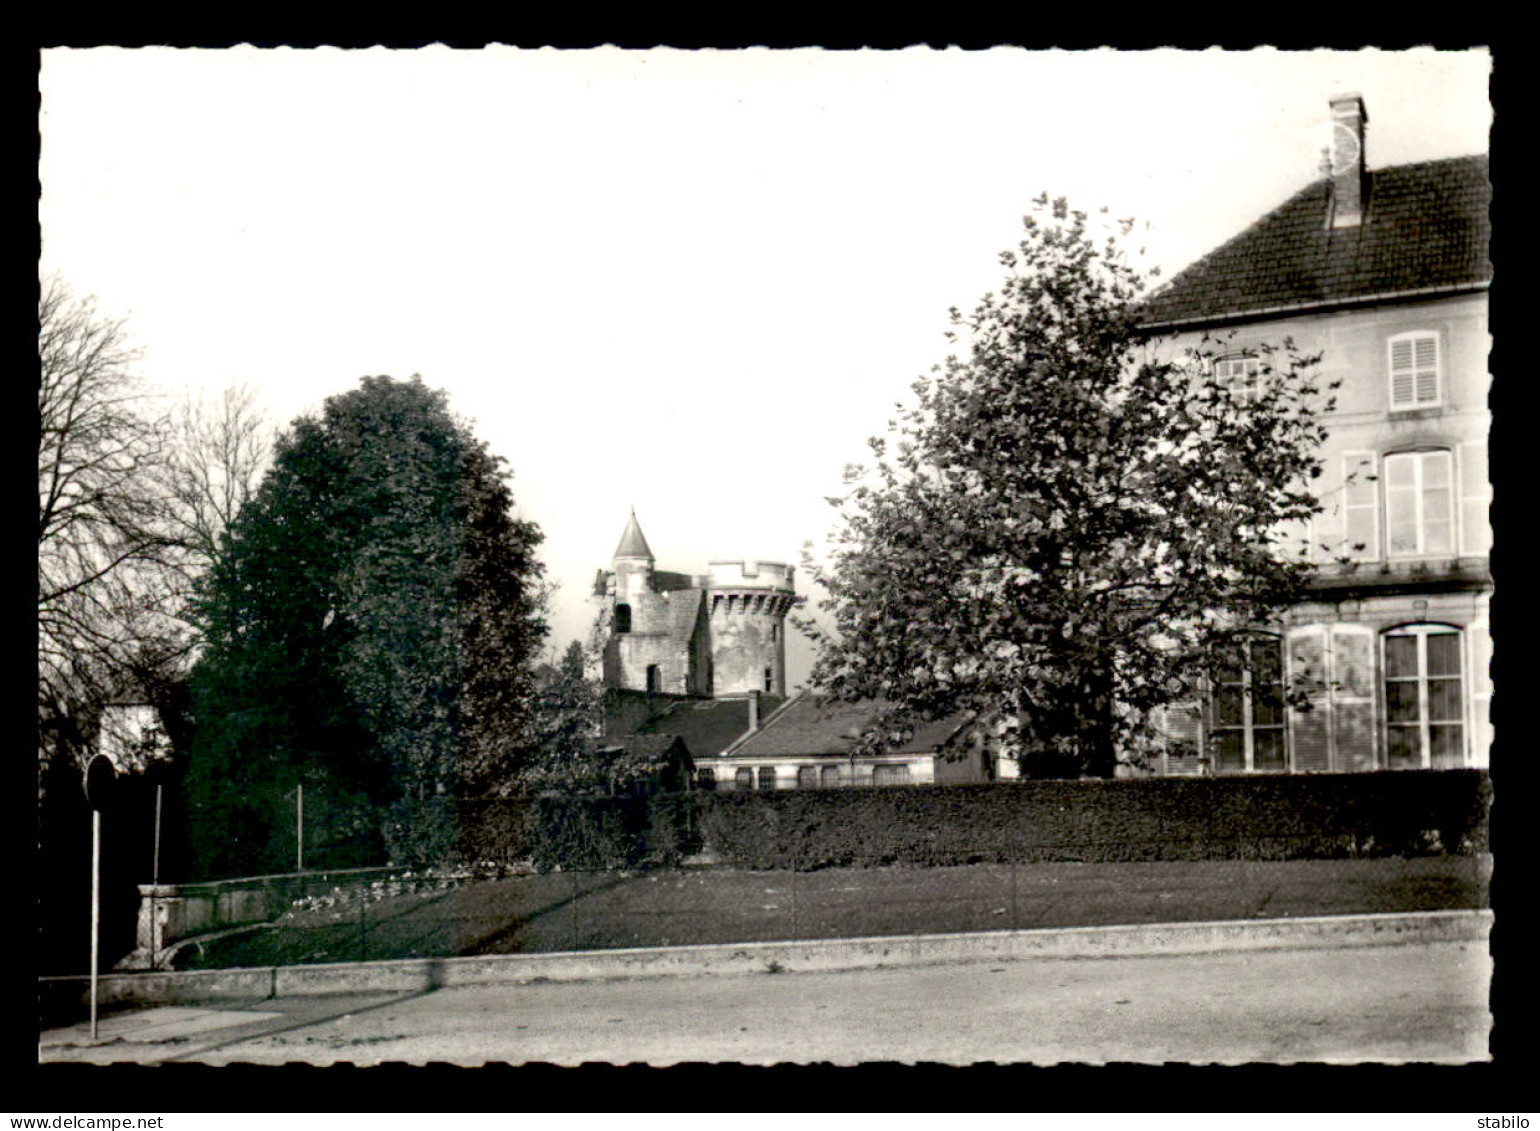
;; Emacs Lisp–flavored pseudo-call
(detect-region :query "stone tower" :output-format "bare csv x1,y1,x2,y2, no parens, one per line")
702,559,797,697
596,510,797,698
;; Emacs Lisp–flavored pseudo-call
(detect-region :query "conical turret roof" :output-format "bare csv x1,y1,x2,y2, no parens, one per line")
613,508,654,561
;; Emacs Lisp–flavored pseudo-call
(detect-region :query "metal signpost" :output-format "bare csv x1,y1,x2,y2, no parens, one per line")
84,753,116,1041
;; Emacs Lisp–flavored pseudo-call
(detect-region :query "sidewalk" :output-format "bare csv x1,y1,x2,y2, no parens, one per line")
39,910,1493,1065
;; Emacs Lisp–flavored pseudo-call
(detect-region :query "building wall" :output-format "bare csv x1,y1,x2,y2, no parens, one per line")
1147,290,1491,774
608,585,703,696
694,754,936,791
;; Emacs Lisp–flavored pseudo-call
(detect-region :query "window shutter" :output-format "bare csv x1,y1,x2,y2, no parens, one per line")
1160,700,1205,776
1389,333,1439,408
1469,618,1492,769
1287,626,1331,772
1330,624,1378,772
1460,441,1492,556
1342,451,1379,561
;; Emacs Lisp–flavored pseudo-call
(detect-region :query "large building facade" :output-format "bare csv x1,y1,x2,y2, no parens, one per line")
1138,95,1491,776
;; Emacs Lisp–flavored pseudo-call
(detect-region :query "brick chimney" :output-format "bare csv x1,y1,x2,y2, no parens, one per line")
747,690,761,732
1328,93,1368,229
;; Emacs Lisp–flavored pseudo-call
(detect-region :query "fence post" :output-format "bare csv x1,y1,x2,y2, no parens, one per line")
790,857,798,940
1010,858,1018,931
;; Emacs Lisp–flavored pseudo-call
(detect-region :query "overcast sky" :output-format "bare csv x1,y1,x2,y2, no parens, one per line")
38,46,1492,689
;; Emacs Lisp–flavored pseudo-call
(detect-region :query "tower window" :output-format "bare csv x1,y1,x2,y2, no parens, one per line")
614,604,632,634
646,664,660,693
764,668,774,692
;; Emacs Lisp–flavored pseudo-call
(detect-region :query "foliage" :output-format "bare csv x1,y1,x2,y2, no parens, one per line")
520,638,607,794
802,196,1332,777
186,375,546,873
695,772,1491,870
37,276,184,767
527,792,694,872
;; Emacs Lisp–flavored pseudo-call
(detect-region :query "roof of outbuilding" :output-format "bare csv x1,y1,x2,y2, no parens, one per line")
619,693,787,758
726,694,971,759
1135,155,1490,330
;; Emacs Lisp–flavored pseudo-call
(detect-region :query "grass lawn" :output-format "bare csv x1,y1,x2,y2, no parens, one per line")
180,854,1490,971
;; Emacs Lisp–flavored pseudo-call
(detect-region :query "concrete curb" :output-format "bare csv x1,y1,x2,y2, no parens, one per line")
41,910,1490,1009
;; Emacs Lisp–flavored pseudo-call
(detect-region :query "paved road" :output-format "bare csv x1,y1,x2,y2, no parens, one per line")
42,938,1490,1066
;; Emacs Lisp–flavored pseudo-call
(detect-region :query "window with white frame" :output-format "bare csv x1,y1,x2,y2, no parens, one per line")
1388,332,1441,409
1214,354,1261,402
1210,634,1287,773
1384,450,1455,558
1384,625,1465,769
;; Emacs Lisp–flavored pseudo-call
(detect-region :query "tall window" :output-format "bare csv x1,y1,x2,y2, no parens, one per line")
1385,450,1454,558
645,664,660,693
614,604,632,633
757,766,777,791
764,668,774,693
1211,634,1287,773
1385,626,1465,769
734,768,753,792
797,766,818,790
1388,332,1441,409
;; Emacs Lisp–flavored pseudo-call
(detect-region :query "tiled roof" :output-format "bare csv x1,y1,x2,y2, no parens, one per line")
728,694,970,759
594,733,690,764
1136,155,1490,329
626,694,787,757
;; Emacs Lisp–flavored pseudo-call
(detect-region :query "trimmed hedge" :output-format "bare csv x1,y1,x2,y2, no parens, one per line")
522,792,696,872
694,770,1491,870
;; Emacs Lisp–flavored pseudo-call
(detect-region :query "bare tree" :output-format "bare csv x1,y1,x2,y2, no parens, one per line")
162,382,271,590
38,275,181,764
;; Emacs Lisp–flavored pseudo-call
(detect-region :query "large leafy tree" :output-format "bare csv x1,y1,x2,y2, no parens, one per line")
186,376,546,872
804,197,1332,778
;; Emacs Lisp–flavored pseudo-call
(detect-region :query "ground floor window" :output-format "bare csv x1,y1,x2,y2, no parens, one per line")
757,766,777,791
1385,625,1465,769
734,768,753,791
1211,633,1287,773
820,765,841,788
797,766,818,790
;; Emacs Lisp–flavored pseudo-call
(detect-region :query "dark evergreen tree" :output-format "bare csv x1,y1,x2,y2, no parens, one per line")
185,376,545,873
